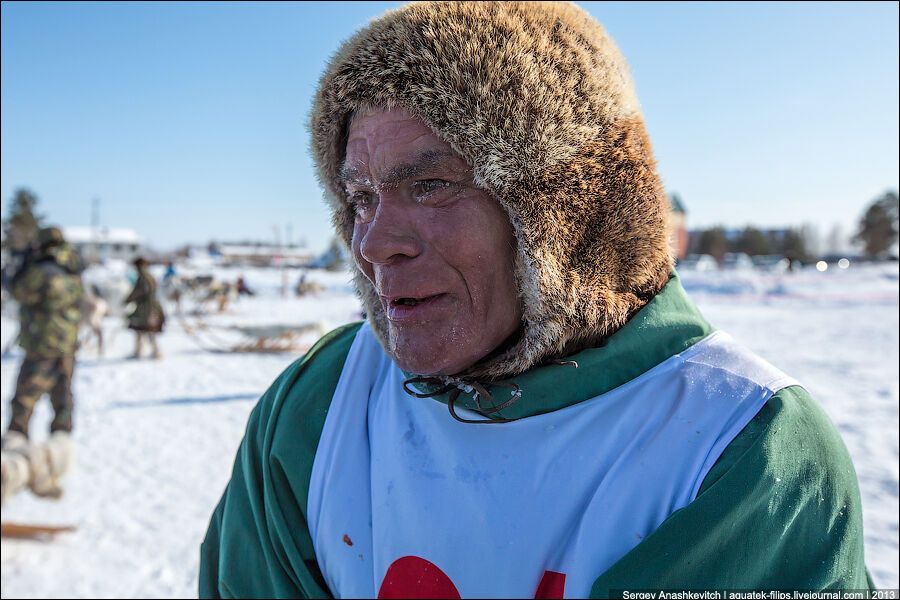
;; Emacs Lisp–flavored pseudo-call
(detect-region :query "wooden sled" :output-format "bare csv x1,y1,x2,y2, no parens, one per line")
1,522,76,541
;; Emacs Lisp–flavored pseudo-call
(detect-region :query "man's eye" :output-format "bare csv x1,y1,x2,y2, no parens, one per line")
348,191,376,222
412,179,451,199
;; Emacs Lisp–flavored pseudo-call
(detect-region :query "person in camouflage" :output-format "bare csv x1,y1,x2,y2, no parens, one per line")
6,226,84,437
126,257,165,359
1,226,83,502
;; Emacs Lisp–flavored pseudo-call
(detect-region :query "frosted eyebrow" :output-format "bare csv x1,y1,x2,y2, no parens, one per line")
338,164,366,186
339,149,458,188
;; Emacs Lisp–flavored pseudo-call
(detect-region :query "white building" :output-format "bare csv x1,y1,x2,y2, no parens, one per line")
64,226,142,264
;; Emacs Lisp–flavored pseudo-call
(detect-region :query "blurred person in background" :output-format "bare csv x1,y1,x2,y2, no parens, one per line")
1,226,83,503
200,2,871,597
160,260,184,315
162,260,177,286
125,257,165,360
235,275,255,297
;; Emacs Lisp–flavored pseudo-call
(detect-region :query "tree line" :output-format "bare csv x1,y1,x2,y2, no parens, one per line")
689,190,898,263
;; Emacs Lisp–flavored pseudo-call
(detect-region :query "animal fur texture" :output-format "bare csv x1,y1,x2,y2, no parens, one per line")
310,1,673,381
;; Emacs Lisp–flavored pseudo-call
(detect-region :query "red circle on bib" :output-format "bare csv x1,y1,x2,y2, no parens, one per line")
377,556,461,599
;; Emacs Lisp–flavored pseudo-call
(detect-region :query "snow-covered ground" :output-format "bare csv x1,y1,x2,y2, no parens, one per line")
1,263,897,597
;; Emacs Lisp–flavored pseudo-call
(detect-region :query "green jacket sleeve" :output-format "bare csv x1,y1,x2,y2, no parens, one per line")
199,322,362,599
591,386,871,596
199,494,226,598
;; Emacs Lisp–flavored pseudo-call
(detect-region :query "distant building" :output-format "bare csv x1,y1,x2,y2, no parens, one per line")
216,243,315,267
715,227,790,244
669,194,689,259
64,226,142,264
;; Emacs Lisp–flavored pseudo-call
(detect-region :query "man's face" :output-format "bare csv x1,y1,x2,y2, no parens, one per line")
344,107,522,376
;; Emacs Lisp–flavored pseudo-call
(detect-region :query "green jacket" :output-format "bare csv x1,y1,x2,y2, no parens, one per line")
11,243,84,357
200,273,870,598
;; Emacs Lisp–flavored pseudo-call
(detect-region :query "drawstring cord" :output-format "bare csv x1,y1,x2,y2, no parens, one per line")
402,376,521,424
401,359,577,425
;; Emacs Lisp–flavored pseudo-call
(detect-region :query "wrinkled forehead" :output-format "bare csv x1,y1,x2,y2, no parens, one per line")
345,106,446,157
341,106,474,185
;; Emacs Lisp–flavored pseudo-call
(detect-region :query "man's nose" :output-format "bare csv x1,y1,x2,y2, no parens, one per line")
357,200,423,265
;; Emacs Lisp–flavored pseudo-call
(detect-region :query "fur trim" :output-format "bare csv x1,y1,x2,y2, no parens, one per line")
311,1,672,380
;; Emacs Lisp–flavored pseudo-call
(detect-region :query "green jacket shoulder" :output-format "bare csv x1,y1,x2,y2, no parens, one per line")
199,321,362,599
591,385,871,595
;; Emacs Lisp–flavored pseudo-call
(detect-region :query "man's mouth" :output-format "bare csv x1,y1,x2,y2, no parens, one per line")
383,293,448,320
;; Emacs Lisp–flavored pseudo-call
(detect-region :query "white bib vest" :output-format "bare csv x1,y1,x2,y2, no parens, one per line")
307,324,797,598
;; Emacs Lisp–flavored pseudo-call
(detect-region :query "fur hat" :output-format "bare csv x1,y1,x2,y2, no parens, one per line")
311,1,672,381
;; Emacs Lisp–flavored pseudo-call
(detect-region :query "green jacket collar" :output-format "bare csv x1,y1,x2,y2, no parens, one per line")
408,271,713,421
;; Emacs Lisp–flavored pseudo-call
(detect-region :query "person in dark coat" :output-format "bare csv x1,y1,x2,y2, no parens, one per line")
126,257,165,359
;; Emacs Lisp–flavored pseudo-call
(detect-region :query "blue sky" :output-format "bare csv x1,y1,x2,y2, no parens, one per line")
2,1,897,252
